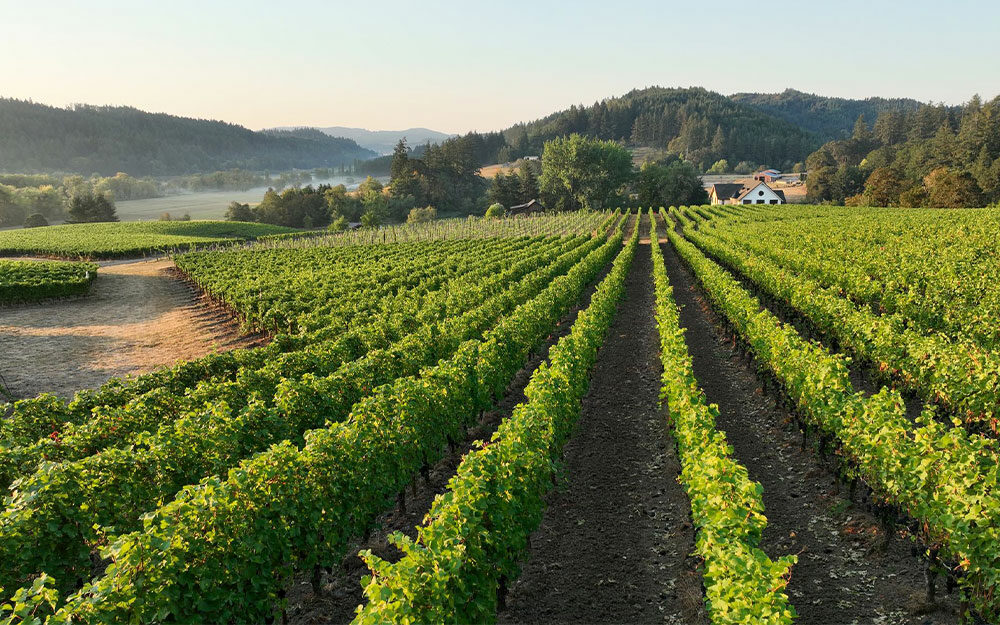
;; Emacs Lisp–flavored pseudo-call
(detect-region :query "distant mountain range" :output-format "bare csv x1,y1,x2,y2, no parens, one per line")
272,126,456,155
0,89,942,178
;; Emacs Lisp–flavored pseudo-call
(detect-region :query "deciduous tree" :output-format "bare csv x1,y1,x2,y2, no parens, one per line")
924,167,984,208
635,160,708,207
862,167,905,207
539,134,632,211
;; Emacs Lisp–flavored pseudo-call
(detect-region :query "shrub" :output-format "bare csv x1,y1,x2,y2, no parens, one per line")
406,206,437,224
225,202,255,222
328,216,348,232
360,210,380,228
485,203,504,219
23,213,49,228
707,159,729,174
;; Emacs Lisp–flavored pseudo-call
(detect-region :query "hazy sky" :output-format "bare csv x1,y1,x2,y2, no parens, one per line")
2,0,997,133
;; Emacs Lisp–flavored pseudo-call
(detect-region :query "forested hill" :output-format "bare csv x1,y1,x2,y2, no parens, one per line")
731,89,926,143
493,87,819,171
0,99,376,176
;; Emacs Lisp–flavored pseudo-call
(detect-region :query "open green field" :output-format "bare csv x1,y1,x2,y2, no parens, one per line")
113,177,365,221
114,189,273,221
0,221,298,259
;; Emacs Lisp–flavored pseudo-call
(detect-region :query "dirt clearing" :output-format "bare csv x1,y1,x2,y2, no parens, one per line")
0,258,263,400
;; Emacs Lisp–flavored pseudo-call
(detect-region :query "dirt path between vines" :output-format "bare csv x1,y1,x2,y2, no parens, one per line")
0,258,263,400
500,214,706,625
659,214,961,624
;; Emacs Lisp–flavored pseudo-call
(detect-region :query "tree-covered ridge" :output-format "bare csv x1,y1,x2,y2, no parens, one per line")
497,87,819,172
731,88,926,143
805,95,1000,206
0,99,376,176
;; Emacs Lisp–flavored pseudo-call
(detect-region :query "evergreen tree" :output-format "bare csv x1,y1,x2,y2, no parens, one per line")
488,172,521,207
66,191,117,223
389,139,411,181
873,111,906,146
710,125,725,157
930,122,960,167
852,115,872,141
517,161,539,203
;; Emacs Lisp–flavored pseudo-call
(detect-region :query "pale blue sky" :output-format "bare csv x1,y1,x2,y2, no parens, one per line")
1,0,997,133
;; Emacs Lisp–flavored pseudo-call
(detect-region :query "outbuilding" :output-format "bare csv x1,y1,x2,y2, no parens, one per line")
510,199,544,216
753,169,782,183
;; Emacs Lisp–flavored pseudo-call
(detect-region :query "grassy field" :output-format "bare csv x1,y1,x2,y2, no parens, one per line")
0,221,298,259
478,163,519,179
114,189,273,221
115,177,367,221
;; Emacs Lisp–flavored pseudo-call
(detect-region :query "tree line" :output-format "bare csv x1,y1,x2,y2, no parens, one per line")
396,134,704,215
226,133,707,230
0,169,368,227
434,87,818,175
805,95,1000,207
224,176,427,230
0,174,144,226
730,89,925,143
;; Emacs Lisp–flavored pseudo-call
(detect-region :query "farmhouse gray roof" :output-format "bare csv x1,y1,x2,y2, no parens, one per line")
709,183,744,199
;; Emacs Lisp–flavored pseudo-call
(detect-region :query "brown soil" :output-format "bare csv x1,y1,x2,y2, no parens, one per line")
285,233,619,625
0,258,263,400
500,214,706,625
659,215,962,624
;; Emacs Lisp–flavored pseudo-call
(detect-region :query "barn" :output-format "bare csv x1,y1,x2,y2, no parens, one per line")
708,181,786,205
753,169,782,183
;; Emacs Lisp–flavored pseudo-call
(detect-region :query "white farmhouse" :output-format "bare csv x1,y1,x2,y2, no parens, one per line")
708,181,786,205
